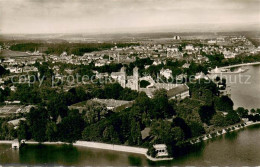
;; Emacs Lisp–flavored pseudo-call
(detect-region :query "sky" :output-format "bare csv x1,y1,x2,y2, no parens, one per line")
0,0,259,34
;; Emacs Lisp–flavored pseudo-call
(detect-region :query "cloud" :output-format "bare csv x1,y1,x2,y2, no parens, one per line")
0,0,259,34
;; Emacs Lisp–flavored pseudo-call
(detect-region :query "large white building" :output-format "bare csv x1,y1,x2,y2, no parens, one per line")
111,67,139,91
153,144,168,157
185,45,194,51
112,67,190,100
160,68,172,80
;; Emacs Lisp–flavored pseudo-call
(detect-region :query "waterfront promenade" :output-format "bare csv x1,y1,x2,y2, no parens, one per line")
0,140,172,161
0,140,147,154
208,61,260,74
2,121,260,162
74,141,147,155
190,121,260,145
221,62,260,69
1,121,259,162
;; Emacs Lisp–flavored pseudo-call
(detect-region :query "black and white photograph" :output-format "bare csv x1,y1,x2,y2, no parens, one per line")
0,0,260,166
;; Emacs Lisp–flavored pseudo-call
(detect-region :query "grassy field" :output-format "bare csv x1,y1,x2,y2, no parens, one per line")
0,49,29,57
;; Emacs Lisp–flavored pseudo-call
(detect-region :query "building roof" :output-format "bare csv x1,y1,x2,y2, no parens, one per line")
8,118,26,126
139,88,156,98
111,72,125,77
0,105,22,114
167,84,189,98
154,83,178,90
153,144,167,149
92,98,132,108
141,127,151,140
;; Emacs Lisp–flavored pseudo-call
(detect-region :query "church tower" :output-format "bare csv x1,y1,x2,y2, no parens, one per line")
120,67,126,88
133,67,139,91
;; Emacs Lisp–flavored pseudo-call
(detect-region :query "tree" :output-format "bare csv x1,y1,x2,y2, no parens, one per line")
188,121,205,137
3,87,11,97
84,101,108,124
210,112,227,127
0,122,16,140
150,120,184,144
150,120,172,143
150,89,175,119
250,109,256,114
134,92,151,121
58,114,86,143
46,122,58,141
65,86,91,105
103,83,124,99
140,80,150,88
129,119,142,146
102,125,120,143
36,62,54,79
172,117,192,139
221,78,227,87
171,127,185,142
236,107,248,118
0,65,8,76
12,84,42,104
47,94,68,121
150,120,186,157
198,105,216,125
119,88,138,101
17,120,31,141
147,144,157,158
225,110,240,125
188,79,218,104
215,76,220,82
215,96,234,112
27,106,49,142
0,89,5,102
82,118,110,142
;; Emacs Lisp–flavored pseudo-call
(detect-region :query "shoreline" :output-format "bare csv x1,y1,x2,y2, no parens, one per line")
0,140,172,162
220,62,260,69
1,122,260,161
190,121,260,145
208,61,260,74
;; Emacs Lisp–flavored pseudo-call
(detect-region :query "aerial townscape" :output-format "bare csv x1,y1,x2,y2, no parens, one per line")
1,32,260,163
1,0,260,165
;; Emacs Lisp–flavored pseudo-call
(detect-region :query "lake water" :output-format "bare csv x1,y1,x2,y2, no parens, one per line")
1,125,260,166
226,64,260,109
1,65,260,166
0,144,148,166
